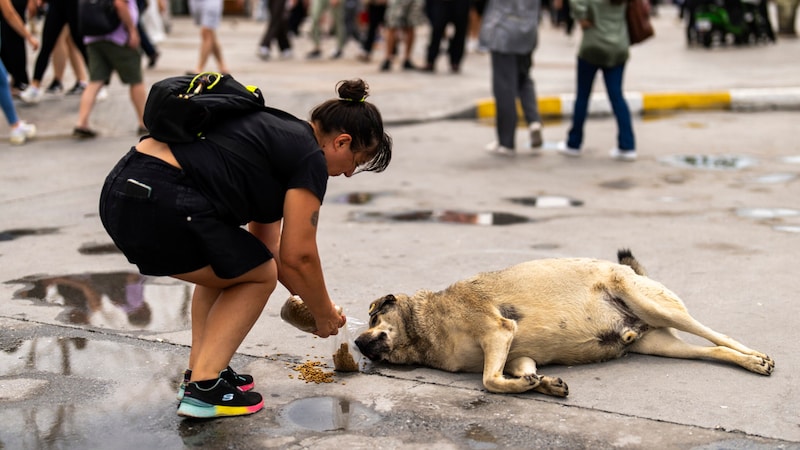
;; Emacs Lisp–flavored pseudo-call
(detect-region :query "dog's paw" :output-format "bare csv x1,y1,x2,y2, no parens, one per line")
745,353,774,375
535,376,569,397
758,354,775,375
620,327,639,344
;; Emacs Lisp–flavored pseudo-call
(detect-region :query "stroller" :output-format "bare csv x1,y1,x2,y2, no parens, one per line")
683,0,775,47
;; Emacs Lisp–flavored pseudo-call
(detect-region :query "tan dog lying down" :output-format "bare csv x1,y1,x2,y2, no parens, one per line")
355,250,774,396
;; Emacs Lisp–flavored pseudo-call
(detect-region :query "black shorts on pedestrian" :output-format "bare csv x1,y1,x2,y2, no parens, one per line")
99,148,273,279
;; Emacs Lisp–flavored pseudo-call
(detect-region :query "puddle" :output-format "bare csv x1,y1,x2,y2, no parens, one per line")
773,225,800,233
7,272,192,332
78,242,122,255
349,210,531,225
330,191,390,205
735,208,800,219
281,396,381,431
659,155,757,170
780,156,800,164
749,173,797,184
464,423,499,449
0,227,59,242
508,196,583,207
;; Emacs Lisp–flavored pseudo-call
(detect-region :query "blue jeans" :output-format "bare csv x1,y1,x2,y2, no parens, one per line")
567,57,635,151
0,59,20,126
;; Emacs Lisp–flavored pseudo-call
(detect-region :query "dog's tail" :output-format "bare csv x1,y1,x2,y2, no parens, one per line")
618,248,648,276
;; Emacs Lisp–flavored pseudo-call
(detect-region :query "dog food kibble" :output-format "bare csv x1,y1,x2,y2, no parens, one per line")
292,360,335,383
333,343,359,372
281,295,343,333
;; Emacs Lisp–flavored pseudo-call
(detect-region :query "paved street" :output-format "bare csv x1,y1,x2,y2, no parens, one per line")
1,6,799,449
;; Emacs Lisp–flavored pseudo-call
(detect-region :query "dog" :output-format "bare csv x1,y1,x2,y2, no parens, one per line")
354,250,774,397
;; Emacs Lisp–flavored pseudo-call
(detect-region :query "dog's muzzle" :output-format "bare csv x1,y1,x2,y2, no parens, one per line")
355,332,389,362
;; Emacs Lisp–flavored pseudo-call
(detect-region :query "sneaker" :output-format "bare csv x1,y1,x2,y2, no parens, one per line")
97,86,109,101
177,378,263,418
306,49,322,59
9,121,36,145
556,141,581,157
529,122,543,148
280,48,293,59
176,366,255,401
485,141,515,157
19,86,43,104
402,60,417,71
66,82,87,96
46,79,63,94
147,51,160,68
257,46,270,60
380,60,391,72
330,49,343,59
72,127,98,139
610,147,637,161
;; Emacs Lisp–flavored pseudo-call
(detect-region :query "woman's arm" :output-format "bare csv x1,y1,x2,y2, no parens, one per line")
276,188,345,337
0,0,39,50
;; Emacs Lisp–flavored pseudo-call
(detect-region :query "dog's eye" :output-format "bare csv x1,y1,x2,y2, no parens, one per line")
369,315,378,327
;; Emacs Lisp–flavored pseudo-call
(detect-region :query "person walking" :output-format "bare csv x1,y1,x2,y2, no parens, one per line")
306,0,346,59
98,79,392,419
357,0,387,62
379,0,426,71
257,0,292,60
480,0,544,156
1,0,38,144
19,0,89,104
559,0,636,161
73,0,146,138
189,0,231,73
0,0,29,95
422,0,470,73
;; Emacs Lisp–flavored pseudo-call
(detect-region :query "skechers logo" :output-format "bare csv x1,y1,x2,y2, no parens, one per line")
222,393,234,401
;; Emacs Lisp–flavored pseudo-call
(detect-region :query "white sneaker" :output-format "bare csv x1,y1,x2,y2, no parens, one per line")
610,148,637,161
556,141,581,157
19,86,43,104
9,121,37,145
280,49,293,59
529,122,543,148
258,46,270,60
97,86,109,101
485,141,515,157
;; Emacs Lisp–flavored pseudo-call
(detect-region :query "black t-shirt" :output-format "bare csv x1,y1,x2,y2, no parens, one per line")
171,107,328,225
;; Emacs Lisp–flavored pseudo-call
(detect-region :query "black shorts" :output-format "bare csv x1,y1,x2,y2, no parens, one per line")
99,148,273,279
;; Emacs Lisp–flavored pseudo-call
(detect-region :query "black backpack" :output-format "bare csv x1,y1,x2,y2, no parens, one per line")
143,72,268,144
78,0,121,36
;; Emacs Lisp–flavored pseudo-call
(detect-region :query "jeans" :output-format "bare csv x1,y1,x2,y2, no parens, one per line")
567,57,635,151
0,60,19,126
491,51,540,149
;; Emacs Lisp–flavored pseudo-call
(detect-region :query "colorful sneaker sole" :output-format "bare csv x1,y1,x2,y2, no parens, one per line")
177,395,264,418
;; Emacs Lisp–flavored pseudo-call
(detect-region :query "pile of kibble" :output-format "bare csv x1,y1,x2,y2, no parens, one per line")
291,360,336,384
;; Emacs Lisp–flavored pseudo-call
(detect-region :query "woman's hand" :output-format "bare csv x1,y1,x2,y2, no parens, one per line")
312,304,347,338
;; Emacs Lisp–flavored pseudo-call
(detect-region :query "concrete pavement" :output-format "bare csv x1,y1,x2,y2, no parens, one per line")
1,6,800,450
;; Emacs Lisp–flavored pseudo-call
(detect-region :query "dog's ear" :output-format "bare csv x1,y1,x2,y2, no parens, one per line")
368,294,397,317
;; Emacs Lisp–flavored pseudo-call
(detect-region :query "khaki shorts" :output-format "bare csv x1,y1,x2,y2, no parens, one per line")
87,41,143,84
385,0,427,28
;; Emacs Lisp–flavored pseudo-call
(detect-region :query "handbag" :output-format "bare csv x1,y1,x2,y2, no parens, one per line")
626,0,654,45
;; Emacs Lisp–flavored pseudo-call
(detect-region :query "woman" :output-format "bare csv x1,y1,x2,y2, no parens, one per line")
99,79,392,419
559,0,636,161
0,0,38,144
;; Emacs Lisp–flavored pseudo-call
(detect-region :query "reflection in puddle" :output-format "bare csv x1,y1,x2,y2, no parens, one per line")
774,225,800,233
659,155,757,170
7,272,192,332
508,196,583,207
330,191,390,205
349,210,531,226
749,173,797,184
735,208,800,219
465,423,499,449
0,227,59,242
282,396,381,431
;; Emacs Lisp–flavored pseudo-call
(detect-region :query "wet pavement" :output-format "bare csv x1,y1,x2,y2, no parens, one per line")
2,6,800,450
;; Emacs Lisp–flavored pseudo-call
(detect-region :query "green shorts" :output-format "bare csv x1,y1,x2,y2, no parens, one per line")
87,40,143,84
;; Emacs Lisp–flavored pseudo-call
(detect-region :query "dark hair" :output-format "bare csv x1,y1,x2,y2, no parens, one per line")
310,79,392,173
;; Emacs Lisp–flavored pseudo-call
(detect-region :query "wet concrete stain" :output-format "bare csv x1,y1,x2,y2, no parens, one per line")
749,173,797,184
78,242,122,255
599,179,636,190
735,208,800,219
0,227,59,242
7,272,192,333
349,210,531,226
659,155,757,170
281,396,381,431
464,423,499,449
508,196,584,207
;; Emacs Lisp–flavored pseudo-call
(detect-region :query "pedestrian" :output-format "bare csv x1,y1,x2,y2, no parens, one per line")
1,0,38,145
46,27,89,95
558,0,636,160
0,0,29,95
357,0,387,62
306,0,346,59
19,0,89,104
189,0,231,73
98,78,392,419
73,0,147,138
379,0,426,71
257,0,293,60
422,0,470,73
480,0,544,156
137,0,161,68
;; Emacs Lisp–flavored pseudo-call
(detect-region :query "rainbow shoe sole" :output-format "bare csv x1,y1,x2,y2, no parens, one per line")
176,366,254,401
177,378,264,419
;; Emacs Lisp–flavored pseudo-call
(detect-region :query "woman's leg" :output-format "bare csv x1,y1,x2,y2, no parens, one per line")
516,52,540,125
0,60,20,126
601,63,635,151
491,52,519,149
177,261,278,383
567,57,598,150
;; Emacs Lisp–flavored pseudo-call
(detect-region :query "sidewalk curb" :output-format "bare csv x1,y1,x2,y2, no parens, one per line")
470,87,800,120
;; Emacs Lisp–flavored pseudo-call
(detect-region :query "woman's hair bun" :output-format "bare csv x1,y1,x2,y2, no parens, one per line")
337,79,369,102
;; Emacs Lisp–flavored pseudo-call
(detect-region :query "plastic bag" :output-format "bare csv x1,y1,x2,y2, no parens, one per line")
331,317,368,372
